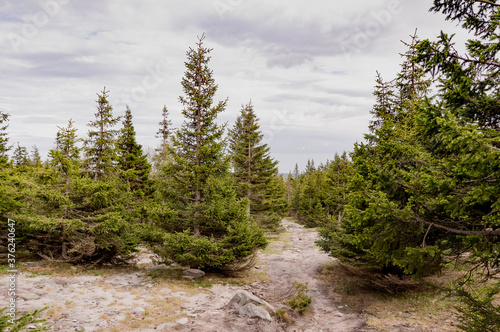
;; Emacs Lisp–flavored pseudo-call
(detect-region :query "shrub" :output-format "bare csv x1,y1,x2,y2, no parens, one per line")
286,281,312,314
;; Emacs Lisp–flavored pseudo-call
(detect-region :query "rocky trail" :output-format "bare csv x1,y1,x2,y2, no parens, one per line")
1,219,372,331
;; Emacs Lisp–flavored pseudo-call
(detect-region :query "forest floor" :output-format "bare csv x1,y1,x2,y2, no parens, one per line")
1,218,459,331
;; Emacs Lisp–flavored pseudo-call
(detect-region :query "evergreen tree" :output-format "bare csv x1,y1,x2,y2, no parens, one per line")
157,105,173,148
228,101,287,229
117,106,151,194
157,35,267,270
322,5,500,286
416,0,500,129
30,146,42,168
49,119,81,178
0,111,10,167
319,35,440,276
415,2,500,327
290,163,302,216
368,71,395,135
152,105,173,175
169,34,227,230
12,143,30,167
14,119,137,263
84,87,120,180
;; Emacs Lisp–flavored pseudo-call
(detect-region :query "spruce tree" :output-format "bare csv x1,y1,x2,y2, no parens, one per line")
0,111,10,167
368,71,395,135
152,105,173,175
415,2,500,327
117,106,151,193
49,119,81,178
12,143,30,167
320,35,439,276
159,35,267,270
228,101,287,229
157,105,173,148
169,34,229,233
15,119,138,263
30,146,42,168
84,87,120,180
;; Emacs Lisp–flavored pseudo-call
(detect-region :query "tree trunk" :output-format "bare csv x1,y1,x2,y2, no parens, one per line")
193,50,203,235
247,139,251,217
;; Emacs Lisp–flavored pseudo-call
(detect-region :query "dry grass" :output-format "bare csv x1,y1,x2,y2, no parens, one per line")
107,296,187,332
319,261,465,331
44,306,64,321
0,261,142,278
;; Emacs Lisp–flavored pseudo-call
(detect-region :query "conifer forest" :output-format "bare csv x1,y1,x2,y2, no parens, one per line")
2,1,500,331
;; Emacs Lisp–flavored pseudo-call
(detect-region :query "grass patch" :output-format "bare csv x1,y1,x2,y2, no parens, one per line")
44,306,64,321
0,261,142,279
108,298,187,332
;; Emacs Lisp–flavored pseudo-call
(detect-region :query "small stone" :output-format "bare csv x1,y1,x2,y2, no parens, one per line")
335,312,344,317
176,317,189,325
238,303,272,321
27,326,37,330
131,307,146,314
75,327,84,332
182,268,205,279
22,262,41,267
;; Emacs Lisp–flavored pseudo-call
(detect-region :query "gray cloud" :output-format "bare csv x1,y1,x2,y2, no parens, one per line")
0,0,471,172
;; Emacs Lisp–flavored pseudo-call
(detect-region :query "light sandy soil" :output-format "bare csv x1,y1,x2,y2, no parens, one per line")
1,219,373,332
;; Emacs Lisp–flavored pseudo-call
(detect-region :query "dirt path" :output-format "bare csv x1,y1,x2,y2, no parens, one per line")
1,219,371,331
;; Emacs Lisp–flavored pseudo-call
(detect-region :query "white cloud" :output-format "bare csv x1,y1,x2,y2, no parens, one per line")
0,0,469,172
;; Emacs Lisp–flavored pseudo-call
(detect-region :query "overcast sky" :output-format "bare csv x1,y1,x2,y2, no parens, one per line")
0,0,467,173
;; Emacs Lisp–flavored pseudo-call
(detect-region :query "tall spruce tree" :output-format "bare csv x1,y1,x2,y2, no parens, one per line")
152,105,173,175
84,87,120,180
157,105,172,148
169,34,228,233
414,1,500,328
319,35,439,277
159,35,266,270
117,106,151,193
368,71,395,135
228,101,287,229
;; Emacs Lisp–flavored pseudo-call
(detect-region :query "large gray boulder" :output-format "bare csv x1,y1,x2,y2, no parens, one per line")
228,290,274,321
